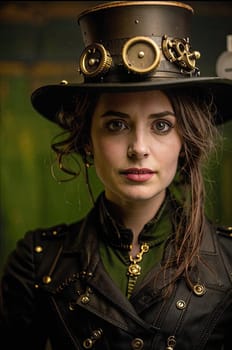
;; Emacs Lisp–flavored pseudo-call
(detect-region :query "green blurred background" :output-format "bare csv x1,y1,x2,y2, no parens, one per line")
0,1,232,272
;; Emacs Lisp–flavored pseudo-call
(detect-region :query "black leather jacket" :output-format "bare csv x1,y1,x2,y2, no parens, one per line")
0,206,232,350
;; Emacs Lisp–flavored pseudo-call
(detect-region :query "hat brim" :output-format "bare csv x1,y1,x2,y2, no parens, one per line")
31,77,232,125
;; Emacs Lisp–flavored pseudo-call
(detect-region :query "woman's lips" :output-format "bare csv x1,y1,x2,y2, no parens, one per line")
120,168,155,182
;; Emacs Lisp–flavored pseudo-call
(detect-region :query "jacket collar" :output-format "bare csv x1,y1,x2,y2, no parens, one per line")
98,191,174,250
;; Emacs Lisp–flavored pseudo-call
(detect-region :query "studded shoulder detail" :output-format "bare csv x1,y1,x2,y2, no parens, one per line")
216,225,232,238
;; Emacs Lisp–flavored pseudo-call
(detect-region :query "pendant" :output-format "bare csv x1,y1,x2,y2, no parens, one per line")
128,263,141,276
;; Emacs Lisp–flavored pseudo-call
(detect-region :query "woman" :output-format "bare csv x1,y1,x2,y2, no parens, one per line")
1,1,231,349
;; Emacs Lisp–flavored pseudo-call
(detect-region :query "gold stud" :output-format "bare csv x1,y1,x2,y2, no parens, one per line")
42,275,52,284
176,299,186,309
193,283,206,296
68,303,75,311
81,295,90,304
83,338,93,349
131,338,144,350
34,245,43,253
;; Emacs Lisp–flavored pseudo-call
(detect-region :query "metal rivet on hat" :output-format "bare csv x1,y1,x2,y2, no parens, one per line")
176,299,186,309
89,58,96,66
34,245,43,253
193,283,206,296
60,80,68,85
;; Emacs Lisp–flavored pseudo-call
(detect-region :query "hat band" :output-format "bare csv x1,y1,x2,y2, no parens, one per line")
79,35,201,82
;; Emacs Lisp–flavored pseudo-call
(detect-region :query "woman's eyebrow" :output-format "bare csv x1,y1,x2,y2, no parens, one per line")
101,110,175,118
149,111,175,118
101,110,129,118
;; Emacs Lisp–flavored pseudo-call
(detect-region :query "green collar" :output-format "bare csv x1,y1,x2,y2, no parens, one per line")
98,191,174,251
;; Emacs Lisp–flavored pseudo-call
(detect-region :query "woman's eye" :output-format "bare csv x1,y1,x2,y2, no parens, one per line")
152,119,173,134
105,119,127,132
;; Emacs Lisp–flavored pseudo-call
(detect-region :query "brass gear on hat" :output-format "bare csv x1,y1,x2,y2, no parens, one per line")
122,36,161,74
79,43,112,78
162,35,200,71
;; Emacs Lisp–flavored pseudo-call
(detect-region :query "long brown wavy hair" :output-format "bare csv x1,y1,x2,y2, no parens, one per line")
164,88,220,295
51,87,220,296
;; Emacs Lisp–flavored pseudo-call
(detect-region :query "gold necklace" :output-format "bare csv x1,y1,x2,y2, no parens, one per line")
127,243,149,277
127,242,149,297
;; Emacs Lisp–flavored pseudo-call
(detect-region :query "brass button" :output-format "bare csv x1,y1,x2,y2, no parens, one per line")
34,245,43,253
83,338,93,349
42,275,52,284
68,302,75,311
81,295,90,304
82,329,103,349
92,329,102,339
193,283,206,296
131,338,144,349
166,335,176,350
228,226,232,237
224,226,232,236
176,299,186,309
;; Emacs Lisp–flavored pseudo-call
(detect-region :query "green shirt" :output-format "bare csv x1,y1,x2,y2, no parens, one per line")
98,194,173,297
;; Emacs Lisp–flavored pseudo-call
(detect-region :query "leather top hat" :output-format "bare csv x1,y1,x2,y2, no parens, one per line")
31,1,232,124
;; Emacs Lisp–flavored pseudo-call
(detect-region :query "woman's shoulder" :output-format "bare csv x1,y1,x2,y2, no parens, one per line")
197,220,232,291
1,218,87,282
4,219,86,270
24,218,85,243
25,205,98,247
214,224,232,262
204,220,232,252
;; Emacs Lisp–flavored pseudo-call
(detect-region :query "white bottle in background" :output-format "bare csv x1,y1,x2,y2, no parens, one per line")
216,34,232,79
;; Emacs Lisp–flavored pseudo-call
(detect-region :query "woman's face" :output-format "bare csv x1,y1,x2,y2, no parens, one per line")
90,90,182,206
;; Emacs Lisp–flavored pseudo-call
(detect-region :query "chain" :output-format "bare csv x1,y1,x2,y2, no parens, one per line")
127,243,149,277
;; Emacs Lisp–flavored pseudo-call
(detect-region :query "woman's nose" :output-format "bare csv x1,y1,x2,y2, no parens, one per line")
127,132,150,159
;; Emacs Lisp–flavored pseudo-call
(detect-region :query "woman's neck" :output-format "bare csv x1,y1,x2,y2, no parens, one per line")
105,191,166,255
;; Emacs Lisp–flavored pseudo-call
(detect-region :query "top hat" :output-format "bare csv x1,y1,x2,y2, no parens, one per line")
31,1,232,124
